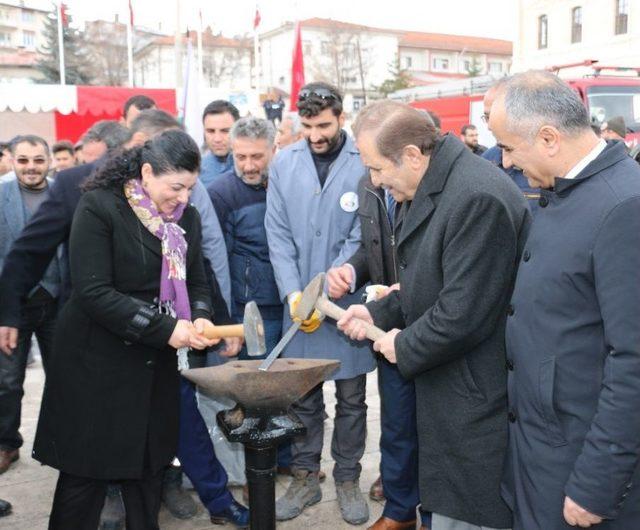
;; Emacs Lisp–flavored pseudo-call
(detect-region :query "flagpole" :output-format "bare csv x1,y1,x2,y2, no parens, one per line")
57,1,65,85
197,8,203,85
174,0,182,88
254,4,261,97
127,1,134,87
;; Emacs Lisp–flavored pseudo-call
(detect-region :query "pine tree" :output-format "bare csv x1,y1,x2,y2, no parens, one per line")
373,57,412,97
34,5,93,84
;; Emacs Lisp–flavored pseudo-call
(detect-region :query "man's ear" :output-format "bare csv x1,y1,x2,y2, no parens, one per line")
537,125,560,155
338,112,346,128
402,144,424,169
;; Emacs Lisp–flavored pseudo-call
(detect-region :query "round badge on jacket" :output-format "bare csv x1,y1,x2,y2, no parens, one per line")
340,191,358,212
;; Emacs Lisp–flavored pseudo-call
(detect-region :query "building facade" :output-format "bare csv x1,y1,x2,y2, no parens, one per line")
0,0,48,83
259,18,512,111
513,0,640,75
134,29,252,90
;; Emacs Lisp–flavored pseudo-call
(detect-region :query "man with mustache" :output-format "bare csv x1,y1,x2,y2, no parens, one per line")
208,117,283,352
0,135,62,475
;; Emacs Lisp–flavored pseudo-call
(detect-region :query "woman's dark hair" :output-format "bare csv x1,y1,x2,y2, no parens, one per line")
83,129,201,191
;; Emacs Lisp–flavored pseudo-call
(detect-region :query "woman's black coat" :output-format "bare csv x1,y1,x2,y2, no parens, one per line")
33,186,211,480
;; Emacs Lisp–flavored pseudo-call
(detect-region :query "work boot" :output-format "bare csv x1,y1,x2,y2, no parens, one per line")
275,469,322,520
162,466,197,519
336,479,369,525
99,485,125,530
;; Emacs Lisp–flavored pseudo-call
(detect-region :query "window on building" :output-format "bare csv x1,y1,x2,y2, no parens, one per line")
432,57,449,71
488,61,503,74
320,41,331,55
0,9,10,20
21,10,34,23
538,15,548,49
303,40,312,56
22,30,35,48
404,56,413,69
0,32,11,46
571,7,582,43
615,0,629,35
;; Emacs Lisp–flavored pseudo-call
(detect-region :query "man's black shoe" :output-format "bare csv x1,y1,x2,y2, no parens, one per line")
0,499,11,517
161,465,197,519
210,499,249,528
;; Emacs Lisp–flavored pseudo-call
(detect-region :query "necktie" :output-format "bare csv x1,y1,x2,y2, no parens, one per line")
385,191,396,229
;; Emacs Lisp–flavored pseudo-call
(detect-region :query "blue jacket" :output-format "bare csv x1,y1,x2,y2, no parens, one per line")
265,136,375,380
199,152,233,188
483,145,541,216
208,170,282,320
503,141,640,529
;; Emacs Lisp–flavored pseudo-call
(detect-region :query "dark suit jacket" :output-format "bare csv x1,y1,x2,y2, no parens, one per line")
368,134,530,528
0,160,229,328
347,174,401,288
33,187,211,479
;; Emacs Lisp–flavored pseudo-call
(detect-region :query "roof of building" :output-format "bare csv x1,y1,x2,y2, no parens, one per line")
261,18,512,56
400,31,512,55
142,30,251,49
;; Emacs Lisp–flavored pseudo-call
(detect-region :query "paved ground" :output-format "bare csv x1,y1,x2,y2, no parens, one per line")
0,358,387,529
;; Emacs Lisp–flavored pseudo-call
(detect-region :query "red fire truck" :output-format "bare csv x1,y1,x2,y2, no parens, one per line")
390,62,640,147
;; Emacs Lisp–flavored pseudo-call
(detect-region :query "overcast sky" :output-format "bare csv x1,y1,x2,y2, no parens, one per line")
34,0,517,41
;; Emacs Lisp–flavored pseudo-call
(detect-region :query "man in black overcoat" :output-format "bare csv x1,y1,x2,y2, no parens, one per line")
338,100,530,530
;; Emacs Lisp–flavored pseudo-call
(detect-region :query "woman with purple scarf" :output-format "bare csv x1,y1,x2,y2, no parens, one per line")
32,130,219,529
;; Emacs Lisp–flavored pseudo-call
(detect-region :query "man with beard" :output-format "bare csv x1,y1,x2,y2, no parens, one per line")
200,100,240,187
0,135,62,474
460,124,487,155
207,117,282,359
266,82,375,526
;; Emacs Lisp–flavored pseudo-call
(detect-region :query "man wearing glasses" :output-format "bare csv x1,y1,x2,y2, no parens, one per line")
0,135,62,475
266,82,375,526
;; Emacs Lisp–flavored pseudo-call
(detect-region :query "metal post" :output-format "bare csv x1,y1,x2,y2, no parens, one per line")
245,445,277,530
57,2,65,85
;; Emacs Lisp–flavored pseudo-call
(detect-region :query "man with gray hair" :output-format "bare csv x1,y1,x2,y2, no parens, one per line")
275,111,303,150
490,70,640,530
338,98,529,530
80,120,131,164
207,116,284,361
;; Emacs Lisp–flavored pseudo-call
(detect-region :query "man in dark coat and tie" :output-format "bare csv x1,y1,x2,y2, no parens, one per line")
338,100,530,530
490,71,640,530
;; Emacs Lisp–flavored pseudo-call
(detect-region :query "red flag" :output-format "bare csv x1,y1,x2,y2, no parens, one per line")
290,22,305,111
128,0,134,26
253,8,261,30
60,3,69,28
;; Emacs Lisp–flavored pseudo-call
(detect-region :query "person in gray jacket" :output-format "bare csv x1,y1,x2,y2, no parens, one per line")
338,100,530,530
490,71,640,530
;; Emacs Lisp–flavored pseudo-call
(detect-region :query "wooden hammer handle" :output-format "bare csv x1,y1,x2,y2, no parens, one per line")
315,297,387,342
201,322,244,339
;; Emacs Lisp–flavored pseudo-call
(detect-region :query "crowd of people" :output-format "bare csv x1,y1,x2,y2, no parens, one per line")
0,70,639,530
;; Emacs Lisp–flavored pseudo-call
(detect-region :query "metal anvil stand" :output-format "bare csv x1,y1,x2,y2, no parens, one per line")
217,405,306,530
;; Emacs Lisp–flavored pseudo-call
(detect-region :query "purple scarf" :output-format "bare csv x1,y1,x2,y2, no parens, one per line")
124,178,191,320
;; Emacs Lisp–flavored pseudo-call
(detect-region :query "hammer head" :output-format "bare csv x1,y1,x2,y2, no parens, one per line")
243,301,266,357
293,273,326,320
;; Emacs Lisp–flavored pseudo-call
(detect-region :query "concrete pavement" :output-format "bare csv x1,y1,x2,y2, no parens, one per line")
0,359,386,529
